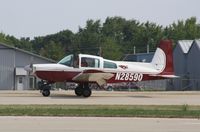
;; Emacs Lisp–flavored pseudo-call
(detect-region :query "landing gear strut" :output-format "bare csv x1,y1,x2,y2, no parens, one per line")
74,83,92,97
38,81,51,97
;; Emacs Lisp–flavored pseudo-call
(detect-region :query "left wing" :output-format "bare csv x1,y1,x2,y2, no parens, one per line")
72,69,114,86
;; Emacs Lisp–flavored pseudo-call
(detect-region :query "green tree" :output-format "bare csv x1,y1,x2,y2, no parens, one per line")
164,17,200,43
40,41,64,61
102,37,122,60
1,16,200,61
74,19,103,55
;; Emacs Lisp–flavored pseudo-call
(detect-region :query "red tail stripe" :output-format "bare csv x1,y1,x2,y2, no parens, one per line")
158,40,174,75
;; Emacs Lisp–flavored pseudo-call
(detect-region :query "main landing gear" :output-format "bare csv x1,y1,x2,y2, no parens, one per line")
38,81,92,98
38,81,51,97
74,83,92,97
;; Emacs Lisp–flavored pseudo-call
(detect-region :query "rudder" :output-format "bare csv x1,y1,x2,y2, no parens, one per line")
151,40,174,75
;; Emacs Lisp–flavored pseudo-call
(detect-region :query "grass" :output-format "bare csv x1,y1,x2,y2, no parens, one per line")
0,105,200,118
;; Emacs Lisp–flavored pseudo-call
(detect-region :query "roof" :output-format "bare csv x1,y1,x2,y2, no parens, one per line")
0,42,55,63
194,39,200,49
177,40,193,54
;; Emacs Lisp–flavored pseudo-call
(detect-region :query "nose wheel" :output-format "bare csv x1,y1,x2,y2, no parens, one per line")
74,83,92,97
38,81,51,97
42,89,50,97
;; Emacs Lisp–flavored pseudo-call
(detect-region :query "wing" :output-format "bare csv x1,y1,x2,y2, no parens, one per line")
72,69,114,86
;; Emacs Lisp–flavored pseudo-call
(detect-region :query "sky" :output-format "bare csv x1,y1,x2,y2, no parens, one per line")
0,0,200,39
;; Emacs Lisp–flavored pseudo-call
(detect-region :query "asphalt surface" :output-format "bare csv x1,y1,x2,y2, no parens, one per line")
0,90,200,105
0,90,200,132
0,116,200,132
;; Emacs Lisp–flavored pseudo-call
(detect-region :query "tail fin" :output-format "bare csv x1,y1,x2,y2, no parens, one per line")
151,40,174,75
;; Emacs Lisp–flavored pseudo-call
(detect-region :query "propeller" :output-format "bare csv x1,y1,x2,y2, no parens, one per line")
24,57,34,74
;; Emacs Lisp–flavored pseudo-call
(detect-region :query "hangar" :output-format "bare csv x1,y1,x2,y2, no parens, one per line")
185,40,200,90
173,40,200,90
0,43,54,90
173,40,193,90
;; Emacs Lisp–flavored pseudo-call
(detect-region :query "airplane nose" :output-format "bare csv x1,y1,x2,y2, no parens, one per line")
24,64,33,72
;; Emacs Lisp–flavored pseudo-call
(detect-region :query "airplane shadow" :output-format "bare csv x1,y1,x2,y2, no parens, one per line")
128,95,152,98
50,94,85,99
49,94,152,99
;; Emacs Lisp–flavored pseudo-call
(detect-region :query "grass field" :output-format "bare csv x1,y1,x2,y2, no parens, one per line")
0,105,200,118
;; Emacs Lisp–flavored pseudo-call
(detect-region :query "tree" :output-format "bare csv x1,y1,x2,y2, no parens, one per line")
164,17,200,43
74,19,103,55
1,17,200,61
102,37,122,60
40,41,65,61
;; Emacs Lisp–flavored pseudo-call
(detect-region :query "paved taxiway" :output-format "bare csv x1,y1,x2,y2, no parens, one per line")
0,116,200,132
0,91,200,132
0,90,200,105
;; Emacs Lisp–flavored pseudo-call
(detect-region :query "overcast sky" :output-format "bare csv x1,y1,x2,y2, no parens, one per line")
0,0,200,39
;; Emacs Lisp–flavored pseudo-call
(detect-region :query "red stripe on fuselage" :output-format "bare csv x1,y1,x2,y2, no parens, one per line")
35,70,164,84
35,71,81,82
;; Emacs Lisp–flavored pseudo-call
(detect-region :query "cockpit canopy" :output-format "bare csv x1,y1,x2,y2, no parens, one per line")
58,54,74,67
58,54,117,69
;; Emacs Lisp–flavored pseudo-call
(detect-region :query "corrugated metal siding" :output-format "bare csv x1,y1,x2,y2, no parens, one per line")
172,41,194,90
173,45,187,90
0,49,14,90
173,46,187,75
15,50,53,67
187,42,200,90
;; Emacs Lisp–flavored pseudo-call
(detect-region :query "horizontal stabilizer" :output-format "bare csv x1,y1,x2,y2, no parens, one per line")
150,74,179,78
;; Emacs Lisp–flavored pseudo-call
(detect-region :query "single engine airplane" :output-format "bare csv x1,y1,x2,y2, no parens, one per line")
25,40,177,97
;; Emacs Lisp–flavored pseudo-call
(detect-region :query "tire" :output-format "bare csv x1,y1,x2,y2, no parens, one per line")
75,87,83,96
42,89,50,97
82,88,92,97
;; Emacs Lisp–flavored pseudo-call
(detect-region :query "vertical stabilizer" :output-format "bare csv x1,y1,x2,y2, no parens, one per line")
151,40,174,75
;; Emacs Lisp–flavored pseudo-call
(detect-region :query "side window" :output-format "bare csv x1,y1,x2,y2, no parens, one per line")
81,57,100,68
103,61,117,69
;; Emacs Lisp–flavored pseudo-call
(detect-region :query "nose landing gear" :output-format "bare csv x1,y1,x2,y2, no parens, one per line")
38,81,51,97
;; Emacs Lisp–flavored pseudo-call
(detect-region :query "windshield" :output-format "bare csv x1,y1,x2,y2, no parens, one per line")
58,54,73,67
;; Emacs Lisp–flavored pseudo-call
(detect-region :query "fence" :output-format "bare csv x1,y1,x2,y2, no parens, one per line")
135,78,200,91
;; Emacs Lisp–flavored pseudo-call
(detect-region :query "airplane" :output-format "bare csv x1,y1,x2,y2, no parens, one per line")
25,40,177,97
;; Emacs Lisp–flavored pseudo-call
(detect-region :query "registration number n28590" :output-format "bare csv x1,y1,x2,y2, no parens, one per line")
115,73,143,81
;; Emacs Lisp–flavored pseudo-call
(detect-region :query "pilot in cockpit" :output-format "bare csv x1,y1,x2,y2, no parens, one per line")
81,58,88,67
